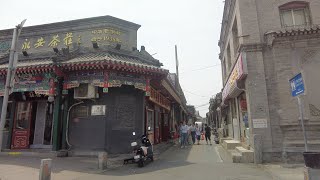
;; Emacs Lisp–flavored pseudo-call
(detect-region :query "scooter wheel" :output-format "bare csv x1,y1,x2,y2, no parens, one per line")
138,160,144,167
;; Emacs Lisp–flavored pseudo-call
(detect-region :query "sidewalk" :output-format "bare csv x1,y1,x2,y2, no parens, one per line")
216,144,304,180
0,141,174,179
261,163,304,180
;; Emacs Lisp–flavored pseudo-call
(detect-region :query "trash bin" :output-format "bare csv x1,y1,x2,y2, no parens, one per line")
303,152,320,169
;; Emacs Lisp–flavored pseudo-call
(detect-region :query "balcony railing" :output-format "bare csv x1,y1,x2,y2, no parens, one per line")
149,87,171,110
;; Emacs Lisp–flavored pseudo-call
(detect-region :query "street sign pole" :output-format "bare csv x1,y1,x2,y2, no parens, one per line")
289,72,308,152
0,20,26,151
297,95,308,152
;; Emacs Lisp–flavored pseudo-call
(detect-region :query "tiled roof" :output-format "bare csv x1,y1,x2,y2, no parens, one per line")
0,52,168,74
274,25,320,37
60,52,167,73
0,58,53,69
61,52,144,65
0,53,8,59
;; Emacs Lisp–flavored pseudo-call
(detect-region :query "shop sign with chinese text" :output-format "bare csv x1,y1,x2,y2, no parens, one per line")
0,27,130,54
222,53,248,100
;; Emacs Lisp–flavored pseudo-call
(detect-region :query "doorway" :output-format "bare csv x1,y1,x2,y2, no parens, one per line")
11,100,54,149
11,102,33,149
31,101,54,148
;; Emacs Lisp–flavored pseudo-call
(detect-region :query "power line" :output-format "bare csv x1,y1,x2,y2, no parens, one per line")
196,107,210,111
180,64,221,74
184,90,211,98
195,103,210,108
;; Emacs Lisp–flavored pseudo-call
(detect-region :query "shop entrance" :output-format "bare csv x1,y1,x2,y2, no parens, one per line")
11,102,34,149
11,97,53,149
31,101,54,148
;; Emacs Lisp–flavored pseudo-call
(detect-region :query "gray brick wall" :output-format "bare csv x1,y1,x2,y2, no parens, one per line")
220,0,320,162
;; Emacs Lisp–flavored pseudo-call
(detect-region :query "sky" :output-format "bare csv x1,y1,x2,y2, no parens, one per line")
0,0,224,117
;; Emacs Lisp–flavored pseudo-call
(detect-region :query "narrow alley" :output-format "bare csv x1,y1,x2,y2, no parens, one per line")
0,143,304,180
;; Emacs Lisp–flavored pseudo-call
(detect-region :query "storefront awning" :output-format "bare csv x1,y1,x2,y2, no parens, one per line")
222,53,248,101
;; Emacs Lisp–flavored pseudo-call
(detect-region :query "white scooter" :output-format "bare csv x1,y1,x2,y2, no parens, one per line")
124,127,154,167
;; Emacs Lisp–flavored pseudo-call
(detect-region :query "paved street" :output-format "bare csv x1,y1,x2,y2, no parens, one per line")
0,143,304,180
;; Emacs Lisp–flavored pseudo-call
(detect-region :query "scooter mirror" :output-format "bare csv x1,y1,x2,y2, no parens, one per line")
133,132,136,136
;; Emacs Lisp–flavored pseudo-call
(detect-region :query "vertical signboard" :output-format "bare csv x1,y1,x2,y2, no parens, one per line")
289,73,305,97
289,73,308,151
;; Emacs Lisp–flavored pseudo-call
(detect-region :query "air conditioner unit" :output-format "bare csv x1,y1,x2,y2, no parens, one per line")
74,84,98,99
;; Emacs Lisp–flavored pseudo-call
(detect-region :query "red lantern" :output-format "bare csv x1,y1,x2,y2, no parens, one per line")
240,99,247,111
145,78,150,96
49,78,55,96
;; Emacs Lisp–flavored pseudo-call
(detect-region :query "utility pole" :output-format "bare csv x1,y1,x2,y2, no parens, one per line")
0,20,26,151
175,45,179,82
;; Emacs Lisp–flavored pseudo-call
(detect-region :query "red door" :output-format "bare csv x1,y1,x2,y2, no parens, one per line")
146,109,154,144
154,111,160,144
162,113,169,141
11,102,33,149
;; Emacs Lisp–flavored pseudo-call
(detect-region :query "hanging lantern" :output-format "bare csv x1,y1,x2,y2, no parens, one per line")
145,78,150,96
240,99,247,111
48,78,55,96
103,71,109,93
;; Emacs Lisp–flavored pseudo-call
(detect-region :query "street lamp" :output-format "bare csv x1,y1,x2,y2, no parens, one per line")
0,19,27,151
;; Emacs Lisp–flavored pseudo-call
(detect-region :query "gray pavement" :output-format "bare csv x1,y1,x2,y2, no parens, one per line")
0,143,304,180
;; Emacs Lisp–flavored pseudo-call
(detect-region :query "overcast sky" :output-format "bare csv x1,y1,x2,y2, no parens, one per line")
0,0,224,117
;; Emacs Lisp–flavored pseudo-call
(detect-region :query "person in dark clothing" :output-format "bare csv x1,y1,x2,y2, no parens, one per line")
204,124,212,145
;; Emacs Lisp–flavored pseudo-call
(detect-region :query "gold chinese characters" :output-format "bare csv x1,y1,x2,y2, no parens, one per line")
34,37,45,48
91,36,121,43
48,35,61,47
92,28,121,35
22,33,75,50
22,39,31,50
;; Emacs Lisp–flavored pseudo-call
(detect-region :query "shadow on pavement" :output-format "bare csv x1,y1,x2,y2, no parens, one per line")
0,143,194,176
101,144,194,176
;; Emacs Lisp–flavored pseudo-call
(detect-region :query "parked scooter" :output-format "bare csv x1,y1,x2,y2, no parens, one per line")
124,127,154,167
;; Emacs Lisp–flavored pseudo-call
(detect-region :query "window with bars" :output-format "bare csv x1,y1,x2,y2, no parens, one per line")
279,1,311,28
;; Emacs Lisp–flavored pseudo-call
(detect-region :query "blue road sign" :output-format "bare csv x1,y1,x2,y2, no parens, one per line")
289,73,305,97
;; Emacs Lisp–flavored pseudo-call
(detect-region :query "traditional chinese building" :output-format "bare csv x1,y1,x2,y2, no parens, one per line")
0,16,187,154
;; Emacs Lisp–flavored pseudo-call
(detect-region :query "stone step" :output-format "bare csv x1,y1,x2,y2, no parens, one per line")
235,146,254,163
222,140,241,150
231,151,242,163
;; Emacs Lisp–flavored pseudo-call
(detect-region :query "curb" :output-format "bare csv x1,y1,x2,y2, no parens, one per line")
0,151,57,158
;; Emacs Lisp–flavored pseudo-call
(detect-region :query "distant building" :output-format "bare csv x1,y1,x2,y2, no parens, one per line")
218,0,320,163
207,93,222,128
187,105,196,124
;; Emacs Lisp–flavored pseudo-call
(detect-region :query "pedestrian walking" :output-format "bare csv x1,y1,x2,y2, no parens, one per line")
204,124,212,145
189,123,196,144
195,124,201,145
178,121,183,144
187,124,192,145
180,121,189,148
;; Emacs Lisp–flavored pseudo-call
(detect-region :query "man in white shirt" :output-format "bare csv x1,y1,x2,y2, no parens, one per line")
180,121,189,148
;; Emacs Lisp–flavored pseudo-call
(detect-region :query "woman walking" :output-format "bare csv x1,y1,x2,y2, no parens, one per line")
195,124,201,145
189,124,196,144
